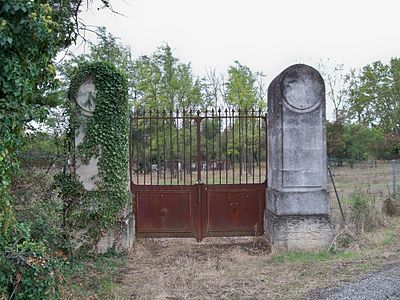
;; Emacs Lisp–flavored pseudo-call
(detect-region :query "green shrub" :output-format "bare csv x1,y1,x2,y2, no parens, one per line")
0,224,65,299
347,191,382,233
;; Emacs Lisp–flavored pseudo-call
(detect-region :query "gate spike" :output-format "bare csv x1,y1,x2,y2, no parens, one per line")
197,110,201,116
217,108,221,113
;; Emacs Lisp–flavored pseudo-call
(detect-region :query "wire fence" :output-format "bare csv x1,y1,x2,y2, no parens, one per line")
328,159,400,223
15,153,400,226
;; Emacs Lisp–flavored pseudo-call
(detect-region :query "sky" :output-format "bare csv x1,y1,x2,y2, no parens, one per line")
77,0,400,117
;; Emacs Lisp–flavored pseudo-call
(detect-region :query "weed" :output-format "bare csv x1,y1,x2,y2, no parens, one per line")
62,253,127,299
383,229,395,245
382,192,400,216
271,249,357,264
346,191,384,234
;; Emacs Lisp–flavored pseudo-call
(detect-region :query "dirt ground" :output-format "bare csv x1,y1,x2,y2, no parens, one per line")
110,236,400,300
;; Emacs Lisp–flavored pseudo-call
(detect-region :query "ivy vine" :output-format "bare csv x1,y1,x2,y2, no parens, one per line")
65,61,129,248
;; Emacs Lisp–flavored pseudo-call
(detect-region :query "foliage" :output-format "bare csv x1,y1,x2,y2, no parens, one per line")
61,31,206,112
60,27,135,103
327,122,390,160
327,121,346,158
65,61,129,248
62,253,127,299
0,1,75,298
0,1,113,298
346,58,400,135
271,249,356,264
132,44,204,111
346,191,383,234
1,0,71,235
225,61,266,110
0,223,65,299
343,124,387,160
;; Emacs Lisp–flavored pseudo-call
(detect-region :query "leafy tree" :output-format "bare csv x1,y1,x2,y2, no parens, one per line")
133,44,205,112
343,124,387,160
346,59,400,134
60,26,136,103
225,61,266,111
1,0,76,234
0,1,111,297
327,121,346,158
327,122,393,160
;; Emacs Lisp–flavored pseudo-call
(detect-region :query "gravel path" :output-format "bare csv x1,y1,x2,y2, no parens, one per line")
308,264,400,300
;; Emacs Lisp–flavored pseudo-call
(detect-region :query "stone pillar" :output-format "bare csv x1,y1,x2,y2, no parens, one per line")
74,77,99,190
265,64,332,250
71,64,135,253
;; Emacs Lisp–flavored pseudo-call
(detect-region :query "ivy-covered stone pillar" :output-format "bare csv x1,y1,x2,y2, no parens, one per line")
265,64,332,250
69,62,134,253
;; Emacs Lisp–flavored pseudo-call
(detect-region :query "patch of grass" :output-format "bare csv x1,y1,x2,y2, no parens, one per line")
383,229,396,245
271,249,358,264
62,252,127,299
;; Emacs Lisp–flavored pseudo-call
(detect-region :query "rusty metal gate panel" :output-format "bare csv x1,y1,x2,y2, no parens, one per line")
134,185,199,239
201,183,265,237
130,108,267,240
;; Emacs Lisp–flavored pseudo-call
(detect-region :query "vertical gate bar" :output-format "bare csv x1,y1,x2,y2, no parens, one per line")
212,109,215,184
136,110,139,185
245,109,248,184
238,109,242,184
196,110,202,183
225,109,228,184
189,110,193,185
169,109,173,186
183,109,186,185
143,109,146,185
156,109,160,185
129,112,133,187
218,108,222,184
205,109,208,184
163,110,166,185
149,109,152,185
265,112,268,184
252,108,255,183
258,109,261,183
176,109,180,185
232,109,235,184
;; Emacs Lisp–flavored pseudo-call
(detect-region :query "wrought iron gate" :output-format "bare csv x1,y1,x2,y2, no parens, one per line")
129,108,267,240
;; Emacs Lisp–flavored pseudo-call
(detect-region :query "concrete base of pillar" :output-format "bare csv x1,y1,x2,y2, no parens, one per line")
96,200,135,254
264,210,332,250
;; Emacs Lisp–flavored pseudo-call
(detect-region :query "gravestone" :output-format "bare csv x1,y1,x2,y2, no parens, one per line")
265,64,332,250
